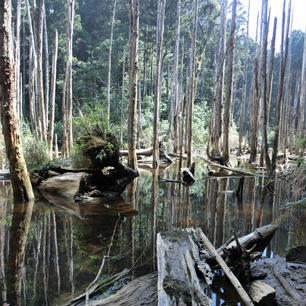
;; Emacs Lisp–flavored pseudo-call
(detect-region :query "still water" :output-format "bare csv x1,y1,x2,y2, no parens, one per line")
0,160,305,305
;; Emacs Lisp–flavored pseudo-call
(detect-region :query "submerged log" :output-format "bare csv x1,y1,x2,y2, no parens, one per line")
196,228,255,306
157,230,212,306
120,144,174,164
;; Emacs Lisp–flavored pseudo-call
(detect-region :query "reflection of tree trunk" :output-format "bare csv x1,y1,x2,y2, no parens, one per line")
243,177,255,234
207,179,218,244
6,201,34,306
52,212,60,293
33,223,42,297
127,179,137,275
215,178,228,248
42,215,48,305
151,170,158,270
64,216,74,294
0,198,7,302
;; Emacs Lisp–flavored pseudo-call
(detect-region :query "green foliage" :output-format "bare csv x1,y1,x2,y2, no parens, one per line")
21,125,52,171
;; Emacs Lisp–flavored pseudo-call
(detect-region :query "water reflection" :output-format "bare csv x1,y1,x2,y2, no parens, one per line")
0,163,305,305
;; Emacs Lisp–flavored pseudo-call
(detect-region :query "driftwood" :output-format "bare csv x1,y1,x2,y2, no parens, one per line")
157,230,212,306
120,146,174,164
196,154,266,177
88,273,157,306
196,228,255,306
249,280,276,306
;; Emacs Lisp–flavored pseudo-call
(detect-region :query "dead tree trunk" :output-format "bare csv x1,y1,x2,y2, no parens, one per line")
186,0,198,168
0,0,34,202
120,49,126,144
152,0,166,169
238,0,250,156
271,0,291,171
127,0,139,170
171,0,181,153
207,0,227,161
222,0,237,165
106,0,117,125
48,30,58,159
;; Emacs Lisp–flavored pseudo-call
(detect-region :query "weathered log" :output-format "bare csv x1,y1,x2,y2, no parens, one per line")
212,224,279,263
120,147,174,164
196,154,266,177
196,228,255,306
157,230,212,306
35,163,138,199
249,280,276,306
87,273,157,306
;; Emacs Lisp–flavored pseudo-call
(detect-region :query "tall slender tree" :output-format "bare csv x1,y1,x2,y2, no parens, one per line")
106,0,117,125
152,0,166,169
0,0,34,202
127,0,139,170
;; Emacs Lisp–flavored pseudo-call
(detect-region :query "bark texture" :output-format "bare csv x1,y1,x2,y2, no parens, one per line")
0,0,34,202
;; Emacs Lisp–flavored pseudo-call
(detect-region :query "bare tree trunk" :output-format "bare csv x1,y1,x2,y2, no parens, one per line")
0,0,34,202
36,0,46,140
62,0,75,156
152,0,166,169
120,49,126,144
43,3,50,131
208,0,228,159
238,0,250,155
127,0,139,170
106,0,117,125
171,0,181,153
26,0,38,133
15,0,21,122
137,81,142,149
272,0,291,171
260,0,272,173
48,30,58,159
0,200,7,302
297,27,306,153
222,0,237,165
186,0,198,168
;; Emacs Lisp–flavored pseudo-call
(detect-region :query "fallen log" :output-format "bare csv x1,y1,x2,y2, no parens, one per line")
157,230,212,306
120,147,174,164
196,154,266,177
88,273,157,306
249,280,276,306
196,228,255,306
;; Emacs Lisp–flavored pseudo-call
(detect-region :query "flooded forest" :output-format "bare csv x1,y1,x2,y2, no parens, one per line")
0,0,305,306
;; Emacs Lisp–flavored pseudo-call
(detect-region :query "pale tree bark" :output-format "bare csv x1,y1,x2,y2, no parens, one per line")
172,0,181,153
0,0,34,202
43,2,50,131
48,30,58,159
152,0,166,169
15,0,21,122
272,0,291,171
26,0,38,133
222,0,237,165
106,0,117,126
62,0,75,156
127,0,139,170
297,26,306,153
186,0,198,168
137,80,142,148
238,0,250,155
249,13,261,164
260,0,272,172
36,0,46,140
120,49,126,144
208,0,227,159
